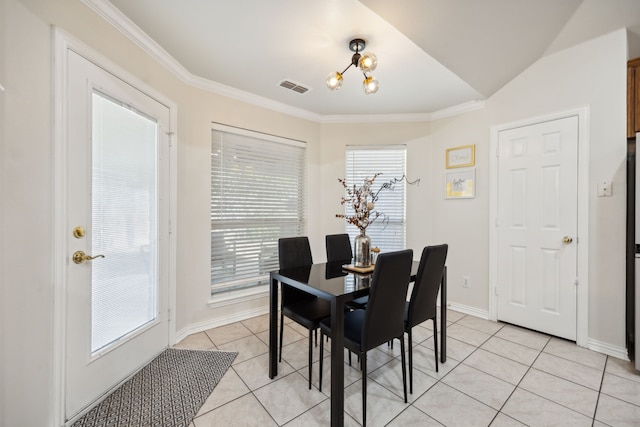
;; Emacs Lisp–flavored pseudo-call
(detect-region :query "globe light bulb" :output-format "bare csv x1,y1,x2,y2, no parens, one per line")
363,76,379,94
326,71,343,90
358,52,378,72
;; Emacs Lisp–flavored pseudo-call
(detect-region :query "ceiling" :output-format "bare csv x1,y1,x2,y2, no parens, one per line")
101,0,640,120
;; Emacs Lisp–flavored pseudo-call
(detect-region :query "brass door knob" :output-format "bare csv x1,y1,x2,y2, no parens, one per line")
73,226,86,239
562,236,573,244
72,250,105,264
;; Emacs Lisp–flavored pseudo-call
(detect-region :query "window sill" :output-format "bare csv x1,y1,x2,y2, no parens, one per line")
208,284,271,309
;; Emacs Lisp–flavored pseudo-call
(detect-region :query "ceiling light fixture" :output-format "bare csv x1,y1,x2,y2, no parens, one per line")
326,38,379,94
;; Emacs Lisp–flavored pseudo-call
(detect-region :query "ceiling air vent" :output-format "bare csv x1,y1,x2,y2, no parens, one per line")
278,79,311,94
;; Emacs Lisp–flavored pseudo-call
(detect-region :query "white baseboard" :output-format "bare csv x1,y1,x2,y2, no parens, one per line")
446,302,490,320
174,306,269,344
176,296,629,363
446,303,630,360
586,338,629,361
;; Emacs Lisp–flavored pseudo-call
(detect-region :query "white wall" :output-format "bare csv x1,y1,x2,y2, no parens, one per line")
426,29,629,346
0,0,6,420
173,91,322,333
317,29,629,348
1,1,321,425
426,110,494,313
2,1,56,425
629,29,640,59
318,122,433,256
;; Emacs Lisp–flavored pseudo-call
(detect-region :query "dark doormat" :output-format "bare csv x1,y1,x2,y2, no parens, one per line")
72,348,237,427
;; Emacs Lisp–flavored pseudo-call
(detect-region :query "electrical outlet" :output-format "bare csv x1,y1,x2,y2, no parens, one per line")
462,275,470,288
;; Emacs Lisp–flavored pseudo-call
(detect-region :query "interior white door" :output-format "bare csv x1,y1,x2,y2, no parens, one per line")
64,50,171,420
496,116,578,340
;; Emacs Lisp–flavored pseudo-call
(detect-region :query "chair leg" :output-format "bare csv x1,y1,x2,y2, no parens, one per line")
408,328,413,394
308,330,313,390
400,336,408,403
433,317,439,373
361,352,367,427
279,311,284,363
319,332,324,392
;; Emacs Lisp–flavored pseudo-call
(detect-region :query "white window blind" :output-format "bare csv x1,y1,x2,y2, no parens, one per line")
211,124,306,294
91,91,158,353
345,145,407,253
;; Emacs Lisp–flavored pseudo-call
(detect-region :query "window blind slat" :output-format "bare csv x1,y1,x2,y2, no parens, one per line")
211,128,306,294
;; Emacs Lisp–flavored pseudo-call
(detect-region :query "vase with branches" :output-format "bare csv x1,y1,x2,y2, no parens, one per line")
336,173,419,267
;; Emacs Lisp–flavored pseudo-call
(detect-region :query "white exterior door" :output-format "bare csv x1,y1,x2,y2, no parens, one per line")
64,50,171,420
496,116,578,340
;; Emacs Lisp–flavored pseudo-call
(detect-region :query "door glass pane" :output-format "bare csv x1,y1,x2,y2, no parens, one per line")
91,91,158,354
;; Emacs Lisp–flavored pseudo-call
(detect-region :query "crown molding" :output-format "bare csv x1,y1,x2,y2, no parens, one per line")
319,100,486,124
186,74,322,122
81,0,485,124
81,0,323,122
320,112,432,124
429,100,486,120
82,0,191,81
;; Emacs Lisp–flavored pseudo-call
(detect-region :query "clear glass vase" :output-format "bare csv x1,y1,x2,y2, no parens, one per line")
354,230,371,267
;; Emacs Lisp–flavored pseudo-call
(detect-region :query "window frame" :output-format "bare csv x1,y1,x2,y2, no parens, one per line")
210,123,307,295
343,145,408,254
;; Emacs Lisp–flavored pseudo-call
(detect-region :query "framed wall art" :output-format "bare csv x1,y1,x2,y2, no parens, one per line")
445,168,475,199
446,144,475,168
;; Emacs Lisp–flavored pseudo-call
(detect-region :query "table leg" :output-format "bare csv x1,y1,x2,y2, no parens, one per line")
440,266,447,363
330,298,345,427
269,273,278,379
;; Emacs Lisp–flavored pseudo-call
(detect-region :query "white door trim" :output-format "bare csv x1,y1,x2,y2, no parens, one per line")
489,106,590,347
51,27,177,426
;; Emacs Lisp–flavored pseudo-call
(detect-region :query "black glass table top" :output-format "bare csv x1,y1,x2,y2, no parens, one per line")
272,261,419,299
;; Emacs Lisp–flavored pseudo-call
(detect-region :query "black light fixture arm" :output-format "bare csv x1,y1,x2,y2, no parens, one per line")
341,62,354,75
341,38,366,74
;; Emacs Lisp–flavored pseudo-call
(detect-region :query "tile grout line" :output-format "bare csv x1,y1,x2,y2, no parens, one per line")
592,356,609,425
429,320,606,425
494,332,605,424
192,312,636,426
440,322,514,426
489,331,551,424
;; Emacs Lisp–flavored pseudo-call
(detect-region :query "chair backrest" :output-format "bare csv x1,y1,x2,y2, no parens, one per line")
278,237,313,270
325,233,353,264
406,244,448,328
362,249,413,350
278,237,314,306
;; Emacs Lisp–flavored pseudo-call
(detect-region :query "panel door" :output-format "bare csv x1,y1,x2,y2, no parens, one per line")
497,116,578,340
65,50,171,420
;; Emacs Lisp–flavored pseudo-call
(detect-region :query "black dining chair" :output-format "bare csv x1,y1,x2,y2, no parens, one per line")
325,233,353,264
325,234,370,310
404,244,448,393
318,249,413,426
277,237,331,390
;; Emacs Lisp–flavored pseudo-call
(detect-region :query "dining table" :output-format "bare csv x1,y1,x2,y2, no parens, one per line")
269,261,447,427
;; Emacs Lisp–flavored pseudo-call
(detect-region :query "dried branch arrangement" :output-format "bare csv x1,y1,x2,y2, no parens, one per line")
336,173,420,232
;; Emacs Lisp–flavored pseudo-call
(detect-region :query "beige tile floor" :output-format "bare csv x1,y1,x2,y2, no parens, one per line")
178,310,640,426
